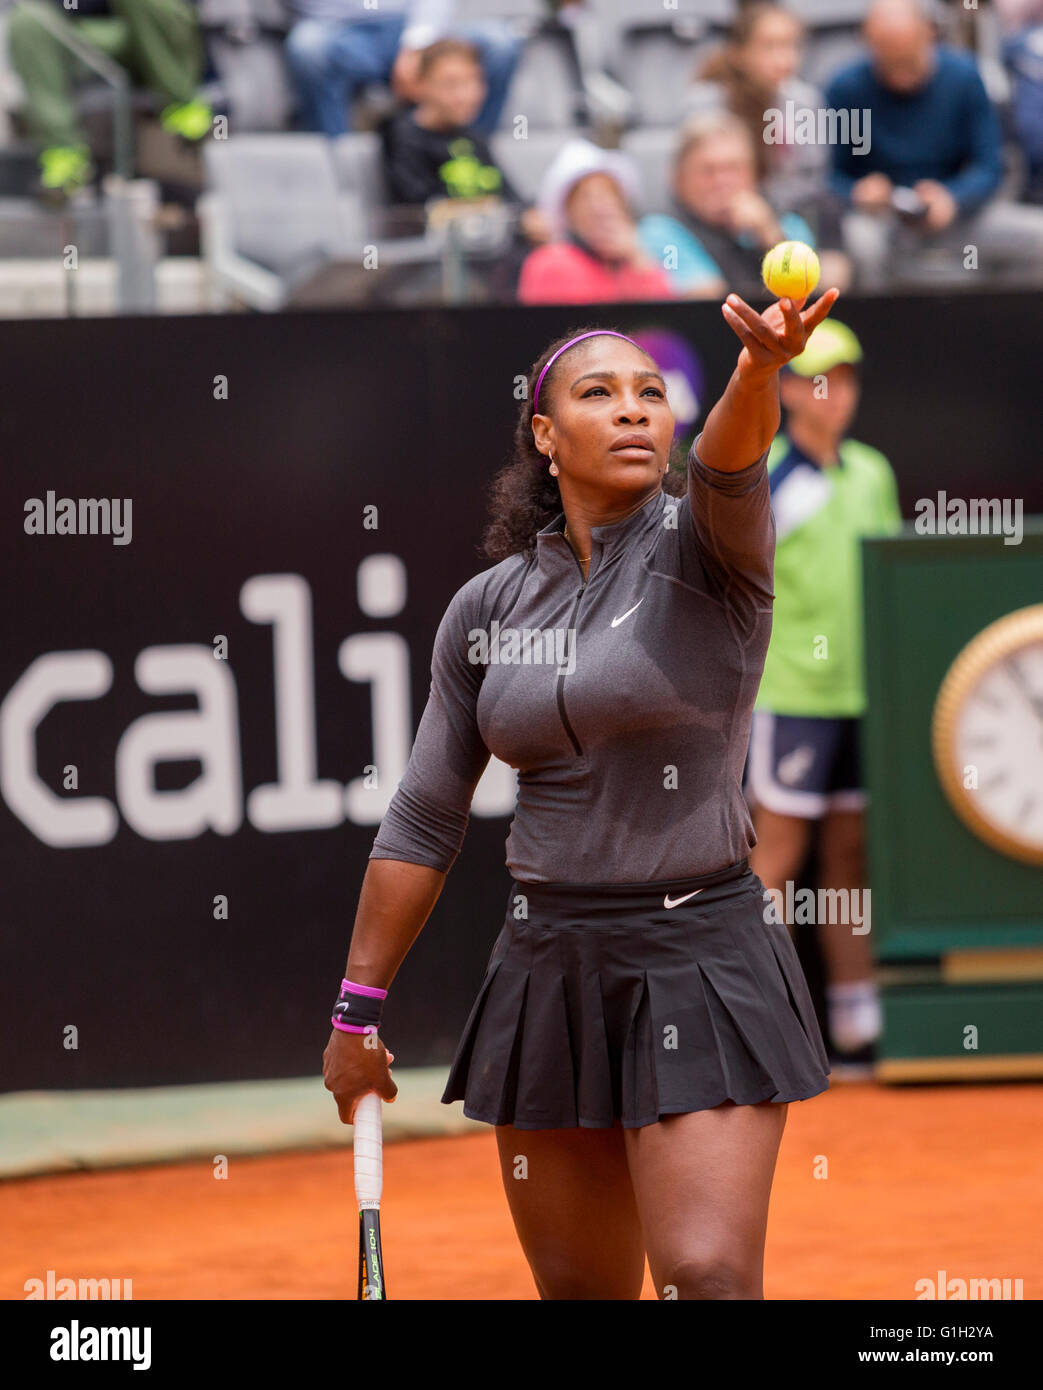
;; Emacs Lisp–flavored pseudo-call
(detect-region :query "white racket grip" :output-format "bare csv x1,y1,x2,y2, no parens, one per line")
353,1091,383,1211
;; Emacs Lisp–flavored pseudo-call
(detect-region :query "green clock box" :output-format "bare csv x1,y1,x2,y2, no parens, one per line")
861,521,1043,1080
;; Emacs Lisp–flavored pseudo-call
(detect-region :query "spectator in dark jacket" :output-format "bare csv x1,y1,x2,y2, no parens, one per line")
826,0,1043,287
381,39,548,241
381,39,549,302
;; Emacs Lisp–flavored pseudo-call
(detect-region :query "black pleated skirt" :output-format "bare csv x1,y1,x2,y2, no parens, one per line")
440,858,831,1130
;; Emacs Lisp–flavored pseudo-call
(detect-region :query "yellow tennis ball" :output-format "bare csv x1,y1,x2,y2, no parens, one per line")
761,240,820,300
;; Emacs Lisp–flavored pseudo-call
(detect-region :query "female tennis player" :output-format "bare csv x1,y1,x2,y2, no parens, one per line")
324,284,840,1300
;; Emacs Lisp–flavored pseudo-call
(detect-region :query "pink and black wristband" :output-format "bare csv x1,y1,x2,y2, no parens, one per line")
331,977,387,1034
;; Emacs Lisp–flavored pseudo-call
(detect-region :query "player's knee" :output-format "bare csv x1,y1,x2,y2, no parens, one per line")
659,1252,760,1300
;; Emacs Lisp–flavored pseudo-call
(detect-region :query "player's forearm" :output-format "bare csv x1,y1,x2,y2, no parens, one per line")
698,362,780,474
344,857,447,988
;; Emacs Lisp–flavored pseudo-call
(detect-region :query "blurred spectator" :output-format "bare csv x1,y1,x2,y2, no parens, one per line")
517,138,677,304
380,38,549,304
998,6,1043,204
995,0,1043,29
638,111,852,300
381,38,548,244
826,0,1043,288
285,0,524,138
7,0,211,197
686,2,829,221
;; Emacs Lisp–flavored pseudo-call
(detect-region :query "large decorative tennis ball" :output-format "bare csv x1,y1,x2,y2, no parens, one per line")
761,240,820,300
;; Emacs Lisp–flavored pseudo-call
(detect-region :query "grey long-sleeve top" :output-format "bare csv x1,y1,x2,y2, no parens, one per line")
368,431,775,884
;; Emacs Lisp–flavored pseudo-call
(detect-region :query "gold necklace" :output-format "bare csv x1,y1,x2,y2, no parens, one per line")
564,523,590,562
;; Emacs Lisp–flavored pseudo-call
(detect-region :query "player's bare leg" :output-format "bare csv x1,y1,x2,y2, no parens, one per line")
816,808,870,983
494,1123,645,1299
816,807,879,1056
624,1100,789,1299
750,804,815,940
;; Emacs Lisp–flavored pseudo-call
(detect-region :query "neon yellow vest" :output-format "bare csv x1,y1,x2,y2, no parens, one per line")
755,432,902,717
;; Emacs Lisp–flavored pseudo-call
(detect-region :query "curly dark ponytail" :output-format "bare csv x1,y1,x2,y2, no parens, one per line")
480,323,688,565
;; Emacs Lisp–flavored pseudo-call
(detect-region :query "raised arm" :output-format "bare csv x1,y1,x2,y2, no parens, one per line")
683,289,841,634
699,288,841,474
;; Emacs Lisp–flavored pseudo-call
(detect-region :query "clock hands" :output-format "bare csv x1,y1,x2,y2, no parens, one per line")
1003,656,1043,728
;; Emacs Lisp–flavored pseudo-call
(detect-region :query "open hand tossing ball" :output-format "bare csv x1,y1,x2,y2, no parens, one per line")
761,240,820,300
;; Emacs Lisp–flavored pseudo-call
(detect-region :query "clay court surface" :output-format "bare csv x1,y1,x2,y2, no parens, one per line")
3,1083,1039,1301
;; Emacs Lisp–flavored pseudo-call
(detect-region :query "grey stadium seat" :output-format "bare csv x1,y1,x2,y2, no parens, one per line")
197,0,295,133
330,130,393,215
203,134,357,277
801,31,867,91
589,0,736,29
587,0,735,128
200,133,447,308
615,29,720,128
619,126,680,218
495,27,585,131
196,0,290,31
488,127,589,204
452,0,546,22
782,0,871,23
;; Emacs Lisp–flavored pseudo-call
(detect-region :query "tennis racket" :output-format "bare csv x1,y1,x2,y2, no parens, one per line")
354,1091,386,1300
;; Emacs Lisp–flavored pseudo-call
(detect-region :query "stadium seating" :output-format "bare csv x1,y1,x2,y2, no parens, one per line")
617,125,677,217
0,0,1037,309
586,0,733,128
493,23,585,131
487,126,587,202
197,0,295,133
200,131,447,308
785,2,869,93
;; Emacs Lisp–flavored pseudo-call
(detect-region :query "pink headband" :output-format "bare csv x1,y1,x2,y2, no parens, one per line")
532,330,640,421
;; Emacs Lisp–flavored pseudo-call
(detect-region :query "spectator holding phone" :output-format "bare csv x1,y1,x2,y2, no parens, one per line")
826,0,1043,288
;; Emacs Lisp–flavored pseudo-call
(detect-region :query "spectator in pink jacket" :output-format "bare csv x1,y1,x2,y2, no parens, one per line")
518,139,677,304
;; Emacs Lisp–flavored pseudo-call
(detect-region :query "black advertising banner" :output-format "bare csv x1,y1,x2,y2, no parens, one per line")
2,292,1040,1091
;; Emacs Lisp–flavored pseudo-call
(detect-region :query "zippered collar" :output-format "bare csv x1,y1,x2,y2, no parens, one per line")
536,487,667,572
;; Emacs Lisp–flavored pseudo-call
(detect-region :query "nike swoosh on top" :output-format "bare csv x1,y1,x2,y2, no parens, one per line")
611,598,644,627
664,889,703,908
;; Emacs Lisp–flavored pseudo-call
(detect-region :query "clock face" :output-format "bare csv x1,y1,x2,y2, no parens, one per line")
932,606,1043,866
